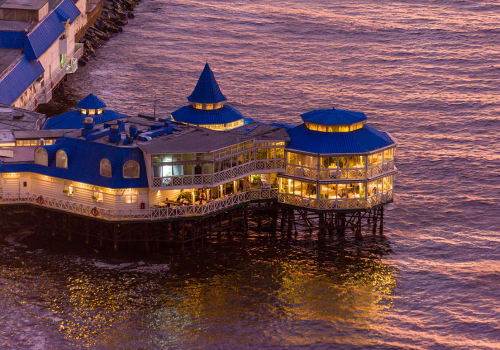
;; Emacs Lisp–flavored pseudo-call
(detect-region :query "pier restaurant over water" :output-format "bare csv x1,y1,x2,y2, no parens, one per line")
0,64,397,226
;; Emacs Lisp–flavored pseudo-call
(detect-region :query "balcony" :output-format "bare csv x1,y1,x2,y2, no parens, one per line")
285,161,395,181
152,159,285,189
278,190,393,211
65,58,78,74
73,43,84,60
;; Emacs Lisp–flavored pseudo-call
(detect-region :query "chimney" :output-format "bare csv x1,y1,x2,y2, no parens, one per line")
108,124,120,143
129,125,138,138
82,117,94,137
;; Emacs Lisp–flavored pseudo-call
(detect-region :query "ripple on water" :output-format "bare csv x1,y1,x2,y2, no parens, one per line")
3,0,500,349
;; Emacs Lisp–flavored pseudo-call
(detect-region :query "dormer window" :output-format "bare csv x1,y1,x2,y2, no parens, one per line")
81,109,87,115
100,158,112,177
56,150,68,169
97,108,103,114
34,147,48,166
123,160,140,178
88,109,96,115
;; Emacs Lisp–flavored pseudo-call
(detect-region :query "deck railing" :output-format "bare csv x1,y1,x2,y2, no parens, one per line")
0,189,278,222
285,161,395,181
152,159,285,188
278,190,393,210
0,187,393,221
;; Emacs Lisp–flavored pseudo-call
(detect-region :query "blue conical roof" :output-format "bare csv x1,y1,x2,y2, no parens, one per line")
187,63,227,104
76,94,107,109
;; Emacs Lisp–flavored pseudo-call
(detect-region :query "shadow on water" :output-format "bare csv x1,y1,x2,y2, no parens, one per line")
0,228,397,349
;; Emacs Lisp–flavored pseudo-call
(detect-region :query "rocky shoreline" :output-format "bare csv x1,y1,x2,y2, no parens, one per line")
79,0,142,66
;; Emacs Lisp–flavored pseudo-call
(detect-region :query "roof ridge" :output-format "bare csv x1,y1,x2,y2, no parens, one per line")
187,63,227,104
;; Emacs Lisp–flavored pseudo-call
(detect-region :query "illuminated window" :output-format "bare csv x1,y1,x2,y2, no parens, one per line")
368,152,383,166
34,147,48,166
123,189,138,203
306,122,361,132
123,160,140,178
93,190,103,202
194,103,202,110
317,124,327,132
56,150,68,168
383,175,393,191
348,155,365,168
81,109,87,115
100,158,112,177
88,109,96,115
97,108,103,114
63,183,74,196
383,148,394,161
205,104,213,110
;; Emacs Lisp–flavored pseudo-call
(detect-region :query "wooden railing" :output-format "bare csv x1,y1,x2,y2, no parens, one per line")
152,159,285,188
0,189,278,222
278,190,393,210
0,187,393,221
286,161,395,181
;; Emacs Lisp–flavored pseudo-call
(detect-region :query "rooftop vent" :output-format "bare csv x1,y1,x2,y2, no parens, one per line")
108,124,121,144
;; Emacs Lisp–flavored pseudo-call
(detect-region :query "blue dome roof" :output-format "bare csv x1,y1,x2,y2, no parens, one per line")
76,94,107,109
187,63,227,104
286,124,394,154
301,108,367,125
172,105,243,125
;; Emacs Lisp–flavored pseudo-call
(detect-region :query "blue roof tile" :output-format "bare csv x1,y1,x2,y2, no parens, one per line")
76,94,107,109
0,137,148,189
55,0,80,24
187,63,227,103
0,31,26,49
286,124,394,154
171,104,243,125
24,11,65,59
23,0,80,59
43,109,125,130
0,56,44,105
301,108,367,125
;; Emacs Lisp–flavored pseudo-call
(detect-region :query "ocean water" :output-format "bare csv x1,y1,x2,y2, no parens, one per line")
1,0,500,348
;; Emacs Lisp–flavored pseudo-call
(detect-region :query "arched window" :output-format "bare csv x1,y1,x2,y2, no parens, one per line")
34,147,48,166
56,150,68,168
100,158,112,177
123,160,140,178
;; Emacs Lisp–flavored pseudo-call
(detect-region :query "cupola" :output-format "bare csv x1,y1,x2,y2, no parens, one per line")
187,63,227,110
171,64,245,130
301,107,367,133
76,94,106,116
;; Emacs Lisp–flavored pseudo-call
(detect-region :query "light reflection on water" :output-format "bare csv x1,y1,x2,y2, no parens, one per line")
0,238,396,349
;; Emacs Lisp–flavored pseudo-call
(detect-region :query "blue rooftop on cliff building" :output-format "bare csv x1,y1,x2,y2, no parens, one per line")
43,94,125,130
171,64,244,130
286,107,395,154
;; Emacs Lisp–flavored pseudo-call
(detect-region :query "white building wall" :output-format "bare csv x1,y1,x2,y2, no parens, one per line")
2,176,20,195
28,174,150,210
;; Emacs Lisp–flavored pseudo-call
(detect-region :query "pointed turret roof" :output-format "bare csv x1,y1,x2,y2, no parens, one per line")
76,94,107,109
187,63,227,104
